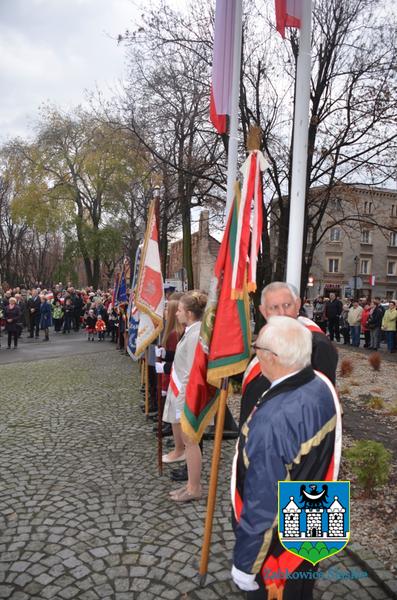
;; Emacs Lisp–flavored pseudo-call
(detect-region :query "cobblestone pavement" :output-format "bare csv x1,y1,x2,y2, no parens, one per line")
0,342,394,599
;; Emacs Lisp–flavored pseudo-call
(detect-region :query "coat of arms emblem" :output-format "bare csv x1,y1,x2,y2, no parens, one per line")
278,481,350,565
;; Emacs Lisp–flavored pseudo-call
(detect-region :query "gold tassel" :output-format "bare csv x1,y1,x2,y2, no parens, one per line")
247,282,257,293
231,289,244,300
266,583,284,600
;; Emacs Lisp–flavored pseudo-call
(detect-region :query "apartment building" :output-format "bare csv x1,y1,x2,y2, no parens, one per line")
306,185,397,300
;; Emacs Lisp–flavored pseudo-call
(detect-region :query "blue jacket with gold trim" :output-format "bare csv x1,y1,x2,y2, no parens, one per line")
232,367,340,574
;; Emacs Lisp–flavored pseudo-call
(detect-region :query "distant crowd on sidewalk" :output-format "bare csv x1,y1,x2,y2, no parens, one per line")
303,293,397,353
0,282,130,351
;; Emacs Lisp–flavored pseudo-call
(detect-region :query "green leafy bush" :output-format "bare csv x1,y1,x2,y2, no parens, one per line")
345,440,392,497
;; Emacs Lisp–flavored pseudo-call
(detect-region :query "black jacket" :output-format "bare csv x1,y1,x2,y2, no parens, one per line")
239,330,338,427
4,305,21,332
367,305,384,328
27,296,41,317
324,298,343,319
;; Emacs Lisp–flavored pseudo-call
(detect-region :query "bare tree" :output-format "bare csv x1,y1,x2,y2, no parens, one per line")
118,0,225,287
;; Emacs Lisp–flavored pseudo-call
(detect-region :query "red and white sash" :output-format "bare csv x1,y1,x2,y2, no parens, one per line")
169,366,182,398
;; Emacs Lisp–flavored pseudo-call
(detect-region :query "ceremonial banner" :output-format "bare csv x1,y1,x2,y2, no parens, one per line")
116,263,128,305
231,149,269,297
112,272,120,306
275,0,302,38
127,245,142,360
210,0,238,133
181,188,252,442
133,200,165,357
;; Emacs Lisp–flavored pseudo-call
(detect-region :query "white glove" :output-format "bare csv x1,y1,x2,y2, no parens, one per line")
155,346,163,358
155,362,164,374
231,565,259,592
161,390,167,397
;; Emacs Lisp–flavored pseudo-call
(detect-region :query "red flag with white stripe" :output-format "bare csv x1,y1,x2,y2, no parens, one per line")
133,199,165,357
275,0,302,38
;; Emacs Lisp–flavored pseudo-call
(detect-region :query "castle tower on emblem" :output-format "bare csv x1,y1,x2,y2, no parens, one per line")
305,508,323,538
282,497,301,538
327,496,345,537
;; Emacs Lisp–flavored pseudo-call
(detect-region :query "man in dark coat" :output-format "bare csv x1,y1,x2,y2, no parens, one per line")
232,317,341,599
368,296,384,350
72,291,83,331
239,282,338,428
27,289,41,338
324,292,343,342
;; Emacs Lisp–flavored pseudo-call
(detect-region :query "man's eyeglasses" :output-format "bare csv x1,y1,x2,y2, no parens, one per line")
251,343,278,356
265,302,293,314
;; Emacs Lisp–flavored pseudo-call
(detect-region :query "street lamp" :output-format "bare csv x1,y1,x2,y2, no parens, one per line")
353,256,359,300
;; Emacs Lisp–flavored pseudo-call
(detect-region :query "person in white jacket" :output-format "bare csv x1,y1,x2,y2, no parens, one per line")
158,291,207,502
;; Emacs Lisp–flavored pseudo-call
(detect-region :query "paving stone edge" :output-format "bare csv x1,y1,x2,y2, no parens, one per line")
345,544,397,599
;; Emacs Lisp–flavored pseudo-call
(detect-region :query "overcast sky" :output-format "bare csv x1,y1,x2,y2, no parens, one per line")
0,0,147,142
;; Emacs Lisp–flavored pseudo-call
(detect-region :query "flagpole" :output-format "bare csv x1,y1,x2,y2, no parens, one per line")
225,0,243,219
157,373,163,475
144,349,149,416
199,377,229,585
285,0,312,293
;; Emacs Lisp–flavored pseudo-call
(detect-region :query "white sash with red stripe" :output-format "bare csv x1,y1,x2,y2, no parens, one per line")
297,315,323,332
169,366,182,398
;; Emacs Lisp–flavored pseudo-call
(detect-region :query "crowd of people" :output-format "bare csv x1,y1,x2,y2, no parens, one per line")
0,283,128,350
304,293,397,352
1,279,395,598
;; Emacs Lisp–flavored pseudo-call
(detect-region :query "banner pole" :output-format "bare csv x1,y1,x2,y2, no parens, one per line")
285,0,313,293
144,349,150,416
140,359,145,387
225,1,243,219
199,377,229,585
157,373,163,475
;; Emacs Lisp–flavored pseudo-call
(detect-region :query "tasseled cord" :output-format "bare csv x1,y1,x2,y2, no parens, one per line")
266,582,284,600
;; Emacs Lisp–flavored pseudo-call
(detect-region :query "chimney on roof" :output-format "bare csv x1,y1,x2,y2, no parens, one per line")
199,210,209,240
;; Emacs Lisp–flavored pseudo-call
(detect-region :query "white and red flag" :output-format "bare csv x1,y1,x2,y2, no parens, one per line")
231,149,269,298
133,199,165,357
210,0,238,133
275,0,302,38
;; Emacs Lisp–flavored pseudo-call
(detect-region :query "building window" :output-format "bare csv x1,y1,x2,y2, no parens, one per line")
364,201,373,214
390,232,397,247
386,290,394,300
328,258,340,273
330,197,343,211
360,259,370,275
329,227,341,242
387,261,396,276
392,205,396,217
361,230,371,244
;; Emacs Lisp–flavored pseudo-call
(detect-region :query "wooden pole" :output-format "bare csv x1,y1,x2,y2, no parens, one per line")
144,349,149,416
199,377,229,585
157,373,163,476
140,359,145,387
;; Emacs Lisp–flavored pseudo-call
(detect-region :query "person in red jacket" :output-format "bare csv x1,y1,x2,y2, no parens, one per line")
95,316,106,341
361,301,371,348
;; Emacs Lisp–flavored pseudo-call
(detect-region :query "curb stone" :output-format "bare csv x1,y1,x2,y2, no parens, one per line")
345,544,397,599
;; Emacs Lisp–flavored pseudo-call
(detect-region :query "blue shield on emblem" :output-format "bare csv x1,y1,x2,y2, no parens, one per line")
278,481,350,565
